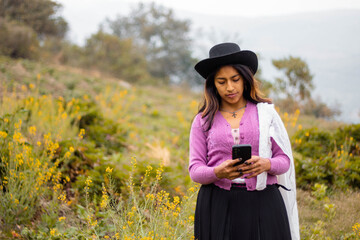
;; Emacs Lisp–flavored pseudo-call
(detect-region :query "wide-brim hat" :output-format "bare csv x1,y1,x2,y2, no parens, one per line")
194,42,258,79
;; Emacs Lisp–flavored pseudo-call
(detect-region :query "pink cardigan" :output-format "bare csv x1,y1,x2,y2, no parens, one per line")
188,102,290,191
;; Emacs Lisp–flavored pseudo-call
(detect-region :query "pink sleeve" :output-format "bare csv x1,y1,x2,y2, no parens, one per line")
188,114,219,184
268,137,290,175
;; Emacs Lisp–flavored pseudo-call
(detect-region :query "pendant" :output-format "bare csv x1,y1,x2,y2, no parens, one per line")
232,112,237,118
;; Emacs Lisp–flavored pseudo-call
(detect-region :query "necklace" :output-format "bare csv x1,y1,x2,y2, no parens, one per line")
220,105,247,118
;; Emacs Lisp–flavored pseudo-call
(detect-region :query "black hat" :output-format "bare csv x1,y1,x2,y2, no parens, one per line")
194,42,258,79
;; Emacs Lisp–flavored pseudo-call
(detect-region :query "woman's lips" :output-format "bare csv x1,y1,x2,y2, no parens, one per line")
226,93,237,98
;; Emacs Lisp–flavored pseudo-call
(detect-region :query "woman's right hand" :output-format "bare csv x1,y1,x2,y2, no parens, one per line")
214,159,243,180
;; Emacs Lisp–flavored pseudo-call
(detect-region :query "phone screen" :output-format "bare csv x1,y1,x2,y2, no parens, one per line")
232,144,252,165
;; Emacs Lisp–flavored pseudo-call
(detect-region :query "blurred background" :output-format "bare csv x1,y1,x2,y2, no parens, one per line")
1,1,360,239
58,0,360,123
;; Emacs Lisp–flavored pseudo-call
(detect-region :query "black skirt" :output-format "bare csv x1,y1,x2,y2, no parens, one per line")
194,184,291,240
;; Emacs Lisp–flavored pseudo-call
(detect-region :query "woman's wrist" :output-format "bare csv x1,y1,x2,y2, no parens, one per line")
264,158,271,171
214,166,222,179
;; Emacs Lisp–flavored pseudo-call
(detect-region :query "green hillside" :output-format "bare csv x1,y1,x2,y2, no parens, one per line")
1,56,359,239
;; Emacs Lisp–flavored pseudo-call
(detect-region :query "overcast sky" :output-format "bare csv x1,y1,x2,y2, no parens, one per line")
56,0,360,44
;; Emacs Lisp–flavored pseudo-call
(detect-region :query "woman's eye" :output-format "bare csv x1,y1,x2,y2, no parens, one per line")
233,78,240,82
218,82,225,85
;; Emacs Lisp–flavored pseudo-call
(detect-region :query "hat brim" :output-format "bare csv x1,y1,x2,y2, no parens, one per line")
194,50,258,79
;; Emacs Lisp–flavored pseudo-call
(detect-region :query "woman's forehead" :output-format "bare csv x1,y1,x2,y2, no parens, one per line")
215,66,240,78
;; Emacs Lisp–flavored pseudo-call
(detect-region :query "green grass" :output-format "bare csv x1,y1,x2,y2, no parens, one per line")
0,55,359,239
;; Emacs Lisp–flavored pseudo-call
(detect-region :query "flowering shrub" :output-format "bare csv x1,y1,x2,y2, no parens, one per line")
292,126,360,189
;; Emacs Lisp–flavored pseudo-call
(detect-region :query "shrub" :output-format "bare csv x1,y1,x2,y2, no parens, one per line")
0,18,39,59
293,128,334,159
293,126,360,189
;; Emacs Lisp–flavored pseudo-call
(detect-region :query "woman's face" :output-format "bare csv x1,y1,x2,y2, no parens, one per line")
214,65,245,107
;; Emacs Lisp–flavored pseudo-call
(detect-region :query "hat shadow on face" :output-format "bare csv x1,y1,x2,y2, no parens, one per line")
194,42,258,79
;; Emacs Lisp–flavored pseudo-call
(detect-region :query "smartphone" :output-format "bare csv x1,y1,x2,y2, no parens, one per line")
232,144,252,166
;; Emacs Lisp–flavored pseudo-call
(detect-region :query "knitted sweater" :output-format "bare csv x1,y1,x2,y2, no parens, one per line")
188,101,290,191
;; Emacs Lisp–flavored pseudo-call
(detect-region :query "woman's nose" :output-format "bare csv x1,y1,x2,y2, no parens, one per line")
226,82,234,91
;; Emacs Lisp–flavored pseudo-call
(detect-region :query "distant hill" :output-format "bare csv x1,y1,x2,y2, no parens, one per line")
183,9,360,123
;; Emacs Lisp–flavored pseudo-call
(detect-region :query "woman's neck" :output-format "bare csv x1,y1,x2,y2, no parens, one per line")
220,99,247,112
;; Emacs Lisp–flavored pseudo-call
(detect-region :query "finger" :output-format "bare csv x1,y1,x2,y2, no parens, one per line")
229,158,241,166
246,155,260,163
244,159,256,165
238,161,256,171
229,172,242,180
241,162,261,174
246,169,262,179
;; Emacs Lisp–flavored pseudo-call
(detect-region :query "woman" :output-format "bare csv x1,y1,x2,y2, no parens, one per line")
189,42,299,240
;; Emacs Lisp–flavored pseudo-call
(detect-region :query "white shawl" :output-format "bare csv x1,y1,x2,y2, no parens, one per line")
257,103,300,240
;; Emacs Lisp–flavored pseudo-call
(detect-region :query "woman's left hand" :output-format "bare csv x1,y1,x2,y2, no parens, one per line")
238,156,271,179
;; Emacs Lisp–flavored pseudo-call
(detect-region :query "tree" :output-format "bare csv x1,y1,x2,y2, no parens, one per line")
302,97,341,119
0,0,68,39
82,31,150,83
0,18,39,58
272,56,314,103
106,2,197,84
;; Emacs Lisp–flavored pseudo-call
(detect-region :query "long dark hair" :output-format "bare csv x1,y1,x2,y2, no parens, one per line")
198,64,272,131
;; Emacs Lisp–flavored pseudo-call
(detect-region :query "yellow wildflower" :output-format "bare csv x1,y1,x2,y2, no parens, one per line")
64,151,71,158
0,131,7,138
61,112,67,119
58,193,66,202
13,131,24,143
29,83,35,89
85,176,92,186
28,126,36,135
173,196,180,205
119,90,128,97
146,193,155,201
69,147,75,152
16,153,24,166
79,128,85,139
59,216,66,222
190,100,198,110
100,185,109,209
156,165,164,181
106,167,113,173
